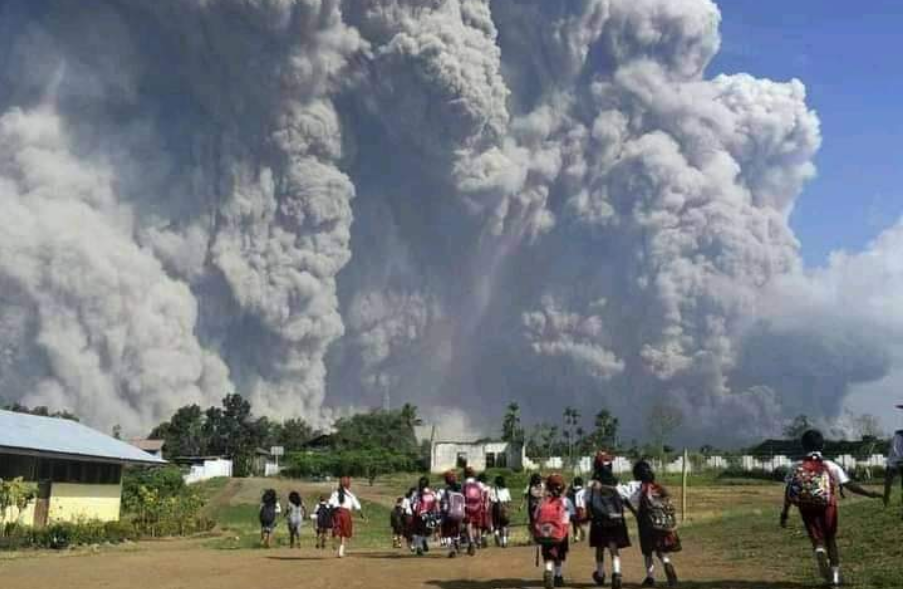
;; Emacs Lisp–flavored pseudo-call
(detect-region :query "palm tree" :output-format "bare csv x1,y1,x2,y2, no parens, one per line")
400,403,423,430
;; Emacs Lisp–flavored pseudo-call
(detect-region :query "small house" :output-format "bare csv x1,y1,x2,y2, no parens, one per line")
430,440,525,474
0,409,166,527
128,438,165,460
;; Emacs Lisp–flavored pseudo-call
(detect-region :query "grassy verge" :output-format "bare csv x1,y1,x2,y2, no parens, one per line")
206,498,393,550
683,492,899,588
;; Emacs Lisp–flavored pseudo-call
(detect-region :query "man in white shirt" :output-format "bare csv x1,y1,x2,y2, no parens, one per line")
884,404,903,515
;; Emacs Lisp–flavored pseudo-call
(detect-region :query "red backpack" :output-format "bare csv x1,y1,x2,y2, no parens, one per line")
464,482,483,515
787,459,833,509
533,497,569,546
416,490,438,516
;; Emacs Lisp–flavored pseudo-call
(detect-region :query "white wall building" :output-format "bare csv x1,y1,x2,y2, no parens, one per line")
430,441,525,474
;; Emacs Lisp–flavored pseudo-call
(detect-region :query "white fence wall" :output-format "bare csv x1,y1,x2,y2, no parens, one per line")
520,453,889,476
184,458,233,485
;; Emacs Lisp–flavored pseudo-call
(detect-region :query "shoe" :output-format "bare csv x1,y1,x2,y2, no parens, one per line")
423,543,430,554
664,563,678,588
448,551,457,559
416,548,423,557
642,578,656,588
543,571,555,589
467,543,476,556
592,572,605,587
816,551,830,582
611,573,622,589
554,576,565,587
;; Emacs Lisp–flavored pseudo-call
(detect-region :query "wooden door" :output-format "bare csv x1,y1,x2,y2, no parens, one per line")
32,480,51,528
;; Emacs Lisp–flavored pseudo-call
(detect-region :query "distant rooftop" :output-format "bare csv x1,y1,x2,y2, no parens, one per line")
129,438,165,453
0,409,166,465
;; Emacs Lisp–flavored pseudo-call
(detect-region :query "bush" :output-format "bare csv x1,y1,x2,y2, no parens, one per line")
121,466,210,537
283,449,419,483
0,520,139,551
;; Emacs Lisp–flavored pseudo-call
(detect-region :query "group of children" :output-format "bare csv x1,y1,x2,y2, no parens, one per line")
258,476,365,557
252,418,903,587
531,454,681,589
393,467,515,558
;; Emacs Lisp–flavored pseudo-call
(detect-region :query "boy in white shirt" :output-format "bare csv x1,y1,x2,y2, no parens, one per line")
781,430,882,587
489,475,512,547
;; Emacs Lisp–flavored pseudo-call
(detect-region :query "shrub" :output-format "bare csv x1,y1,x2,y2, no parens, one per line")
121,466,209,537
0,520,139,551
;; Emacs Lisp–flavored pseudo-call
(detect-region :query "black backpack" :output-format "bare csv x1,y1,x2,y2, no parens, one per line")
259,502,277,527
317,504,334,530
589,485,624,529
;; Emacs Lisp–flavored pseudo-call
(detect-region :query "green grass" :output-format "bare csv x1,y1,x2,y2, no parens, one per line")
684,493,900,588
206,498,393,550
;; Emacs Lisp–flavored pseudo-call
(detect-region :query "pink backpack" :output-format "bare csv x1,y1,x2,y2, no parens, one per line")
464,482,483,515
416,490,437,516
533,497,569,546
445,490,466,522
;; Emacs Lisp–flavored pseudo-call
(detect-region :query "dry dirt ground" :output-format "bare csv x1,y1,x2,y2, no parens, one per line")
1,482,804,589
0,538,807,589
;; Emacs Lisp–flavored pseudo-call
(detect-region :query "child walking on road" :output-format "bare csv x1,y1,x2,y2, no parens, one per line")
533,474,575,589
781,429,882,587
285,491,306,549
621,460,681,588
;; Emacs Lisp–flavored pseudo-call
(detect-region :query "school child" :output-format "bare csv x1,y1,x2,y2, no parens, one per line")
620,460,681,588
582,453,630,589
439,471,466,558
312,494,332,549
567,477,586,543
884,405,903,516
329,477,366,558
462,467,485,556
285,491,306,549
477,472,493,548
524,473,546,531
259,488,281,548
412,476,440,556
490,475,512,548
781,429,882,587
391,497,406,549
533,474,575,589
401,487,417,552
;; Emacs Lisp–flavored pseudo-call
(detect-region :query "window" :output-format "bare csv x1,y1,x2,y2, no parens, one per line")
485,452,496,468
30,459,122,484
0,454,36,480
456,452,468,469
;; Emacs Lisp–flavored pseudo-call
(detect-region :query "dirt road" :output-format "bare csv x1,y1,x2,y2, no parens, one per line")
1,536,803,589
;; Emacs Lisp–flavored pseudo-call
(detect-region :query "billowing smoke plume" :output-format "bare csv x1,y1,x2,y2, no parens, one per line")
1,0,901,443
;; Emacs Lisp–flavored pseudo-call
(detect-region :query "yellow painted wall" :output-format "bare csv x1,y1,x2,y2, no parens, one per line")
48,483,122,523
1,502,36,526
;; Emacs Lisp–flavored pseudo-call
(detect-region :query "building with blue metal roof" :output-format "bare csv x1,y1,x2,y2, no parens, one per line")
0,409,165,527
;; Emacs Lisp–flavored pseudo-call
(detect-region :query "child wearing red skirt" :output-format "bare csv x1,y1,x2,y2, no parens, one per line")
329,476,366,558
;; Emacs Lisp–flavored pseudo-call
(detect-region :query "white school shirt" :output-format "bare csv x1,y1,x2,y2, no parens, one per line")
888,431,903,468
401,496,414,516
489,487,512,504
785,453,851,488
575,481,638,511
328,489,362,511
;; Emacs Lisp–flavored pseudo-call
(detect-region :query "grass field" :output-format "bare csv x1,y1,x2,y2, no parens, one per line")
2,473,898,589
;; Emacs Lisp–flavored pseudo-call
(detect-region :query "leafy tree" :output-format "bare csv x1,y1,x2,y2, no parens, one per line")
332,409,419,456
563,407,581,465
150,404,206,458
646,400,683,458
587,408,620,452
399,403,423,430
271,418,316,451
2,402,79,421
501,402,525,443
783,414,812,439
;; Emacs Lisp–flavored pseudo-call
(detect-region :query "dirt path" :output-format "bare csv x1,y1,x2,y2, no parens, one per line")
0,535,806,589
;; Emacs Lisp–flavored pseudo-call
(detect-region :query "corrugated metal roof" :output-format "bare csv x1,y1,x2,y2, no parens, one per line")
0,410,166,465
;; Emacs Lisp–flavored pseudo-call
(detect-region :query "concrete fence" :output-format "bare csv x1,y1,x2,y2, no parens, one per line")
522,453,890,475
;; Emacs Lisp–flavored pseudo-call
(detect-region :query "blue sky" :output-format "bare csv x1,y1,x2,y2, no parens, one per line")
709,0,903,268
